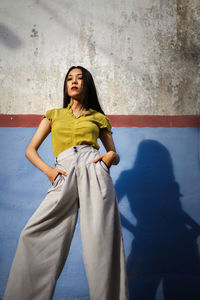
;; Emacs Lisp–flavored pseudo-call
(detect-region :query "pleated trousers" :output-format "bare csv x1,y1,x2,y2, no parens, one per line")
3,145,129,300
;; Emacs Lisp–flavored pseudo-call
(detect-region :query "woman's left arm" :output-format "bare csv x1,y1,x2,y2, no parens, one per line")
93,128,120,168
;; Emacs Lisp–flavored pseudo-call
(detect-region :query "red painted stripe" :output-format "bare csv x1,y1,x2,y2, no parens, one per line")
109,115,200,127
0,114,199,127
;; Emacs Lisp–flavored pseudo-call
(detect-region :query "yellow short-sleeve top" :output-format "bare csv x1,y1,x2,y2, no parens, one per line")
42,103,112,157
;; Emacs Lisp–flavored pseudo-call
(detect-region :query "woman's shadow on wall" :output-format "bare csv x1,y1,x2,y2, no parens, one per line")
115,139,200,300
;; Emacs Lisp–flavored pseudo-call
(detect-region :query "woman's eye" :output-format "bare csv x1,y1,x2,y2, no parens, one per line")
67,77,82,81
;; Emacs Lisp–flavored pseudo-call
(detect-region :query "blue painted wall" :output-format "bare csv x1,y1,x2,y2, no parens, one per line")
0,127,200,300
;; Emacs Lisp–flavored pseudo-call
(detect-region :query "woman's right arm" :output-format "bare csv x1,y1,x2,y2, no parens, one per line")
25,118,67,183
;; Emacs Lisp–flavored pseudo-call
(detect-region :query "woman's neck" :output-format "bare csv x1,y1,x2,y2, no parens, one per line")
70,99,84,111
69,98,90,117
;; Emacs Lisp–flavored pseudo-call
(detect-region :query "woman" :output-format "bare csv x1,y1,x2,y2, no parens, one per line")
3,66,129,300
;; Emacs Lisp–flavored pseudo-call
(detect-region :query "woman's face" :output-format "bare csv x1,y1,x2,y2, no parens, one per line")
66,68,84,100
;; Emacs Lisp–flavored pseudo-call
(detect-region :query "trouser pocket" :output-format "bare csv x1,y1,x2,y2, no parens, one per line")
47,173,65,194
52,173,62,185
100,160,110,173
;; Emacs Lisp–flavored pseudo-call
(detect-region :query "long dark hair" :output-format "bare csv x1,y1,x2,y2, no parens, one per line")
63,66,105,114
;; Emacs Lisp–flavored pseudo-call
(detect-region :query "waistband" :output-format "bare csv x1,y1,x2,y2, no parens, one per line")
54,145,98,164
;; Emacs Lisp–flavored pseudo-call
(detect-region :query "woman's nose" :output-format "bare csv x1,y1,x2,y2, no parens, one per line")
72,77,78,84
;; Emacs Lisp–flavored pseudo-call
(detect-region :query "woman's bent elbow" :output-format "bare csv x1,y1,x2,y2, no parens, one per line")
25,146,34,159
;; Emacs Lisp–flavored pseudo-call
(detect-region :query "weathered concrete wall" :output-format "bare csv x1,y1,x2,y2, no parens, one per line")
0,0,199,115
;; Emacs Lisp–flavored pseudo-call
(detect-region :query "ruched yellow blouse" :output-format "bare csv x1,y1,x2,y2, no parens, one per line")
42,104,112,157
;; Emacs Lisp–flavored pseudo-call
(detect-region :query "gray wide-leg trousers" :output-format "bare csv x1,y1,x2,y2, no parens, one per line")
3,145,129,300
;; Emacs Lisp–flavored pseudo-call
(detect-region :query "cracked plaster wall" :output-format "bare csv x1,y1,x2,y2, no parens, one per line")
0,0,199,115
